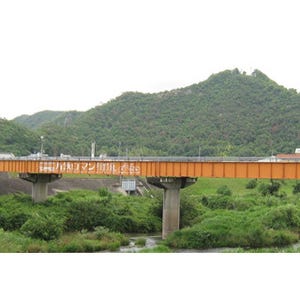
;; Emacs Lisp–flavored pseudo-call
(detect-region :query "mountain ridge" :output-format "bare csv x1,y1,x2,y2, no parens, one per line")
8,68,300,157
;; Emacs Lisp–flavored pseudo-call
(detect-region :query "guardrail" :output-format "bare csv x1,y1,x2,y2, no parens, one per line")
1,156,300,162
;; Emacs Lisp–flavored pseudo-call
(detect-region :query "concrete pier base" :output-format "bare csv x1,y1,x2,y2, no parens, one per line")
19,173,62,202
162,182,180,239
147,177,196,239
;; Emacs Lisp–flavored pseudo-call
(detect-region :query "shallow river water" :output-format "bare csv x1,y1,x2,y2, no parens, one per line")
119,235,161,253
118,235,300,253
118,234,231,253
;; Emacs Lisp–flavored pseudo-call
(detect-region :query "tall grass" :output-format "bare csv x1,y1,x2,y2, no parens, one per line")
0,187,161,252
165,178,300,251
0,177,300,252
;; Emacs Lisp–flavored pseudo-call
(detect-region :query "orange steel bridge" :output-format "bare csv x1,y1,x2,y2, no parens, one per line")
2,157,300,238
1,158,300,179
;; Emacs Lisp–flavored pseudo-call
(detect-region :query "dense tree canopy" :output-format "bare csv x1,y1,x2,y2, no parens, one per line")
9,69,300,157
0,118,39,155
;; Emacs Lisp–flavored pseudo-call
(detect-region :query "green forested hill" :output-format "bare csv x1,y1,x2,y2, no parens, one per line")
8,69,300,157
0,118,39,155
13,110,83,130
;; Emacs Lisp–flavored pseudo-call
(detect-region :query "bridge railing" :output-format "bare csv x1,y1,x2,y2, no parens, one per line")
1,155,299,162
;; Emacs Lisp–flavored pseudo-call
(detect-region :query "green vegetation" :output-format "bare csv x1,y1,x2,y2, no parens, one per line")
2,69,300,253
0,188,161,252
5,68,300,157
162,178,300,252
0,118,39,155
245,179,258,189
13,110,83,130
138,245,172,253
293,182,300,194
135,237,147,247
1,178,300,253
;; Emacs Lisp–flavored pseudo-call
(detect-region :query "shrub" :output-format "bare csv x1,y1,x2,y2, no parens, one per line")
135,237,146,247
94,226,110,239
92,226,129,247
262,195,281,207
246,224,270,248
216,185,232,196
246,179,257,189
98,188,111,197
26,242,48,253
180,194,203,227
135,217,160,233
0,209,30,231
263,204,300,230
139,245,172,253
148,196,163,218
48,232,109,253
259,181,281,196
165,211,241,249
0,212,6,229
269,181,281,195
109,215,138,233
259,183,271,196
165,208,300,250
61,241,85,253
4,212,30,231
0,228,33,252
65,200,112,231
269,230,298,247
201,195,235,210
20,213,64,241
293,182,300,194
229,197,257,211
165,228,217,249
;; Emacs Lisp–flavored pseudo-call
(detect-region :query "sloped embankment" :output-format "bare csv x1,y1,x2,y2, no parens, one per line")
0,173,122,195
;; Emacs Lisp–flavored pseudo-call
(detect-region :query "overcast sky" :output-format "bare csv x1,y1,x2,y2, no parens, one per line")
1,0,300,119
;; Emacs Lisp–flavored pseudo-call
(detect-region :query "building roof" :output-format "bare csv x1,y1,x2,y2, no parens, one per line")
277,153,300,159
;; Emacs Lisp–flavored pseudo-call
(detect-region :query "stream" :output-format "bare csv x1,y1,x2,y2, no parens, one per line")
119,234,162,253
118,234,231,253
118,235,300,253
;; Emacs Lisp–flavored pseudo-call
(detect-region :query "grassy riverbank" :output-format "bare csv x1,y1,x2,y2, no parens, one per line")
163,178,300,252
0,177,300,252
0,188,161,252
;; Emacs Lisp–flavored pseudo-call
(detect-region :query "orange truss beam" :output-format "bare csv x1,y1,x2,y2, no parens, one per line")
0,160,300,179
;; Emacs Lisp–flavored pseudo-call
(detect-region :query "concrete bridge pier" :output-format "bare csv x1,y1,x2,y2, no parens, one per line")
146,177,197,239
19,173,62,203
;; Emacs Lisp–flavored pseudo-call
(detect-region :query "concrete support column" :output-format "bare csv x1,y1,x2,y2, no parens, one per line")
146,177,197,239
19,173,62,203
162,183,181,239
32,176,50,203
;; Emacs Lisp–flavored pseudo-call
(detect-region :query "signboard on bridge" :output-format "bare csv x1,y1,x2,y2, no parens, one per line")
122,179,136,192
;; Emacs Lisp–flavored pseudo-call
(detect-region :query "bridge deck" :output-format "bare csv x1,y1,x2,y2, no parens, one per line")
0,159,300,179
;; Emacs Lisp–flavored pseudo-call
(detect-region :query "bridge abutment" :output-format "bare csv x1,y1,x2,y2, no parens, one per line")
19,173,62,202
147,177,196,239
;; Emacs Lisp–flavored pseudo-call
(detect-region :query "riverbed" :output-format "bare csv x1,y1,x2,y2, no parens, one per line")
118,234,231,253
119,235,162,253
118,235,300,253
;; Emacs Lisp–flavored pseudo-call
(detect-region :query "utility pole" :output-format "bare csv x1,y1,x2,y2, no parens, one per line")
40,136,44,155
91,141,96,158
118,141,121,158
